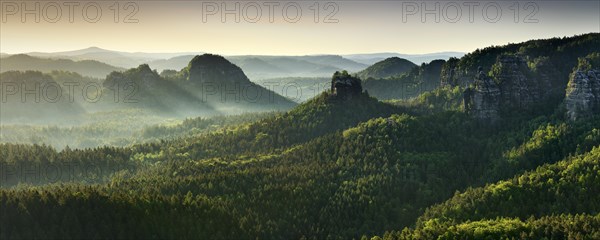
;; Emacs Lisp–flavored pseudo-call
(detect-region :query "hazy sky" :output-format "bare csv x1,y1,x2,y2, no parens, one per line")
1,0,599,55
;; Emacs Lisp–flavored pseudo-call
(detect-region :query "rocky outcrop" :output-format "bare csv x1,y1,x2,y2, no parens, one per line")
565,69,600,120
493,55,541,109
463,55,551,121
331,71,362,99
467,67,501,121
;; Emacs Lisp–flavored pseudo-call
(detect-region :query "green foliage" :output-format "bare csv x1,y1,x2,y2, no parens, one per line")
3,88,600,238
575,52,600,71
418,146,600,226
378,214,600,240
357,57,417,80
362,59,445,100
370,147,600,239
410,86,464,112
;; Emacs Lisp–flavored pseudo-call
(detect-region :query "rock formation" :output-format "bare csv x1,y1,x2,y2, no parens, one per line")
493,55,540,110
565,69,600,120
462,55,549,121
469,67,501,121
331,71,362,99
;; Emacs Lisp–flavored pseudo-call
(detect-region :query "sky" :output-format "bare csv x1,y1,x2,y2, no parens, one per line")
1,0,599,55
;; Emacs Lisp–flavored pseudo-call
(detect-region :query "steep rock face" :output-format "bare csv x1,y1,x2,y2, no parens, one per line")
466,68,501,121
565,70,600,120
492,55,540,109
463,55,551,121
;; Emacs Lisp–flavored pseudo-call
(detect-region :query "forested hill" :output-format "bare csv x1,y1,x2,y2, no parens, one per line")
173,54,297,112
363,59,445,100
419,146,600,225
362,33,600,101
135,89,404,161
3,101,599,239
0,54,124,78
372,147,600,240
106,54,298,114
441,33,600,91
357,57,417,79
0,54,298,124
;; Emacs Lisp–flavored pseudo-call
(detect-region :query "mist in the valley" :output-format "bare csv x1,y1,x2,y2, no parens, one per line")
1,49,460,151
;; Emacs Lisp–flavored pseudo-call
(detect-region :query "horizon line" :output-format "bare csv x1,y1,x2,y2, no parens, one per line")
0,46,467,57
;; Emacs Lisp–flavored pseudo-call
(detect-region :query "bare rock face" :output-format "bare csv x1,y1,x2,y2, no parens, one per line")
492,55,541,110
464,55,549,122
565,69,600,120
467,67,501,121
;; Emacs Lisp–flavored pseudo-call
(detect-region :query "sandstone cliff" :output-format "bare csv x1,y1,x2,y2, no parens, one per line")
565,69,600,120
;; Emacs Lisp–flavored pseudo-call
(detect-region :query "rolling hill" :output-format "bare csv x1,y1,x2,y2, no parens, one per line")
344,52,465,65
0,54,124,79
356,57,417,79
375,146,600,239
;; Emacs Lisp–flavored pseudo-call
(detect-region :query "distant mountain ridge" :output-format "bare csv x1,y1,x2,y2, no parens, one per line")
0,54,297,124
343,51,465,65
27,46,204,62
0,54,124,78
4,47,463,80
